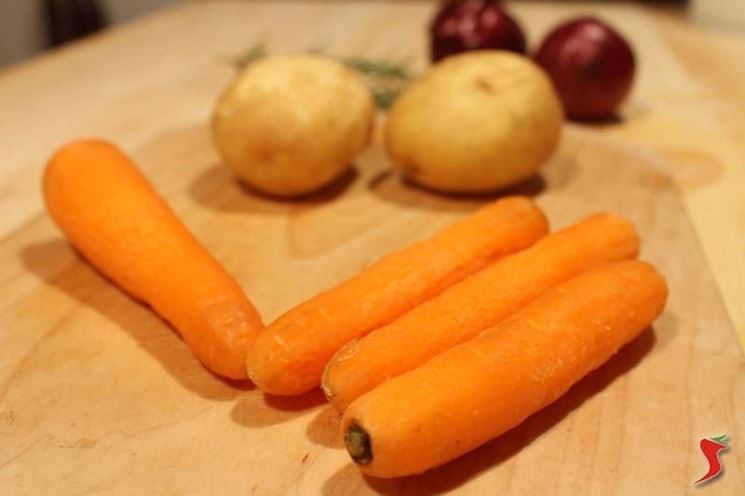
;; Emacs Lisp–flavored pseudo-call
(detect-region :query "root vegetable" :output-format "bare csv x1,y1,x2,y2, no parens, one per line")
246,196,548,395
342,260,668,477
44,139,264,379
323,213,639,411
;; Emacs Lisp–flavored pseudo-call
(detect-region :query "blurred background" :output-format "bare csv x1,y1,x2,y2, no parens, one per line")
1,0,744,69
0,0,177,67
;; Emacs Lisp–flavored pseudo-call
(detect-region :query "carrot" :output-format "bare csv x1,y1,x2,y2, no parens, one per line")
43,139,263,379
246,197,549,395
342,260,668,478
323,213,639,411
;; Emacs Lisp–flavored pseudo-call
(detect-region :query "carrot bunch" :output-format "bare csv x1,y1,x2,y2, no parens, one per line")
248,194,664,477
44,140,667,480
241,185,664,476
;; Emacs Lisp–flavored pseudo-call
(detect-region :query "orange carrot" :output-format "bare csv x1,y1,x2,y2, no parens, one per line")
246,197,548,395
43,139,263,379
342,260,668,478
323,213,639,411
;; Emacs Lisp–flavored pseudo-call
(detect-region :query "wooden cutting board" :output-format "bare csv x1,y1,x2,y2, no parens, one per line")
1,1,744,494
0,122,743,494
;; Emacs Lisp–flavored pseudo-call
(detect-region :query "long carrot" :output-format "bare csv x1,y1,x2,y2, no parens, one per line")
43,139,263,379
246,197,548,395
323,213,639,411
342,260,668,478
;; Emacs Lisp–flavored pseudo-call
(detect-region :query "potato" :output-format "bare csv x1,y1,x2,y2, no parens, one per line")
212,54,375,197
385,51,563,193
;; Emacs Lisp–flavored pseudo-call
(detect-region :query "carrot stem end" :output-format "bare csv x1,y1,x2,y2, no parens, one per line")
345,423,372,465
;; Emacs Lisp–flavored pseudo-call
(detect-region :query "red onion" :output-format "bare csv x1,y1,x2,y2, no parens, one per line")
535,17,636,120
430,0,527,63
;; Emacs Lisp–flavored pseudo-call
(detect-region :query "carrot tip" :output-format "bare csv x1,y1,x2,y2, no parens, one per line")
345,423,372,465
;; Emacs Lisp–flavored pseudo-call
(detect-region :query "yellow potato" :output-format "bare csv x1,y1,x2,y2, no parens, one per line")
385,51,563,193
212,54,375,197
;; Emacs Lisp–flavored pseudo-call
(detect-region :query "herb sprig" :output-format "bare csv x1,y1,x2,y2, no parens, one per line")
233,45,414,109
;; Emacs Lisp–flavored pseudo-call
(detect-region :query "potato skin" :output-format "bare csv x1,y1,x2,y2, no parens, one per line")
385,51,563,193
212,55,375,197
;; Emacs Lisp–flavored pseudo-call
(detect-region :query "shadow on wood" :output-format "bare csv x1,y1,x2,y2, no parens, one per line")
367,170,546,213
189,163,359,215
230,388,328,428
19,238,251,401
306,404,344,449
322,328,657,495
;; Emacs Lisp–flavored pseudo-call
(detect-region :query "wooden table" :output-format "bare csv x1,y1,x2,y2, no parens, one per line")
1,1,743,494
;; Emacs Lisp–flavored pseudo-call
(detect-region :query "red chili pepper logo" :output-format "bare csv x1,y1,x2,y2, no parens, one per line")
694,434,729,485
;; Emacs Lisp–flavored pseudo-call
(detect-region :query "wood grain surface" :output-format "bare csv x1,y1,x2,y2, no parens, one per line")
0,1,744,494
0,1,743,349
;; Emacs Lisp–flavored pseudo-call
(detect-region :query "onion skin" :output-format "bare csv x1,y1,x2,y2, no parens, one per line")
535,17,635,121
430,0,526,63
